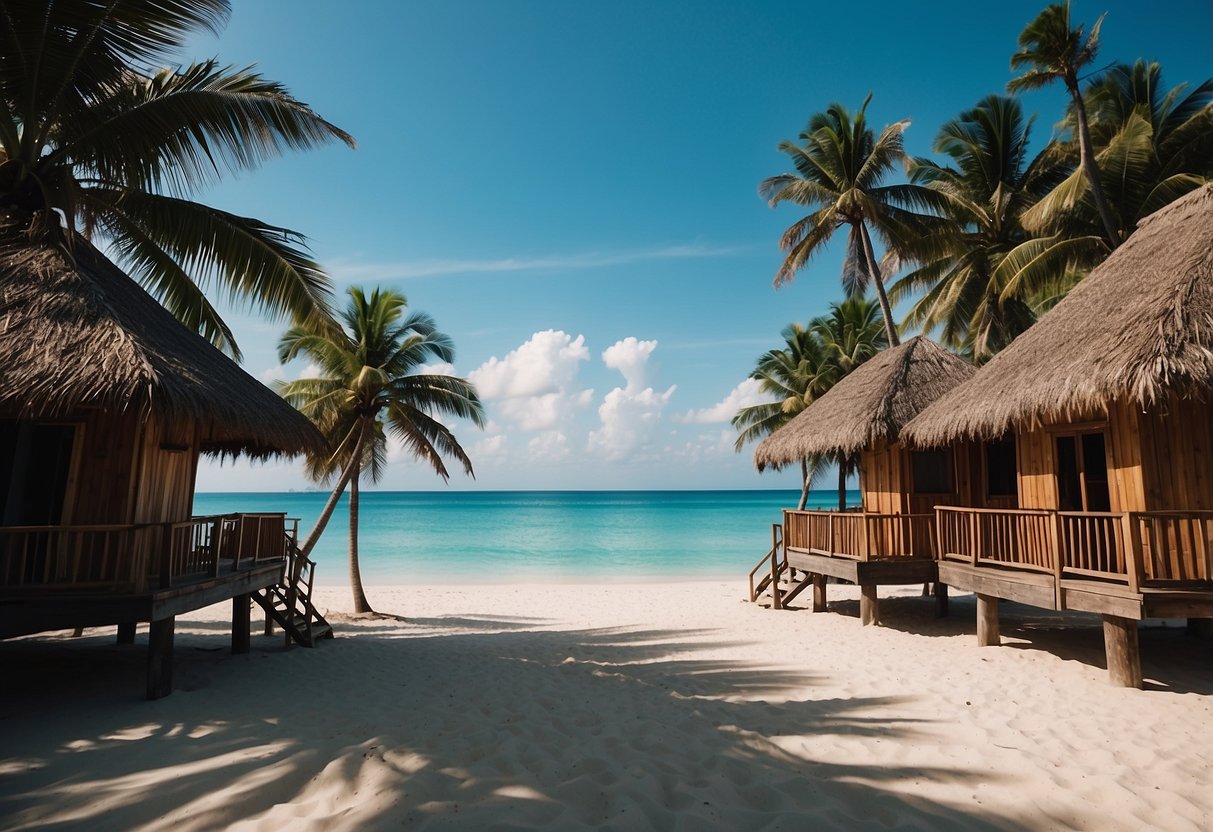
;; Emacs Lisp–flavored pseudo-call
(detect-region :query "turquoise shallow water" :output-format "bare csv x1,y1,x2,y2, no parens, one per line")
193,490,859,584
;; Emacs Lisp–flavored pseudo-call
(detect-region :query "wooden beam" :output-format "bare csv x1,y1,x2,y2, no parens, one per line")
812,573,827,613
1103,615,1142,688
146,616,175,700
859,585,880,626
232,594,251,655
116,622,136,644
977,594,1000,647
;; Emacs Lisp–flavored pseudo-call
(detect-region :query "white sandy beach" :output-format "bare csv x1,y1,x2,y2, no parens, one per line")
2,581,1212,831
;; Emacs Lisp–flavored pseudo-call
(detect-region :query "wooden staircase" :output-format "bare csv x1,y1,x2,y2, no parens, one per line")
254,543,333,648
747,523,811,609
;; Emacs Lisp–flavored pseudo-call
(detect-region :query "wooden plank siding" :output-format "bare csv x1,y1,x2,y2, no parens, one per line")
860,441,908,515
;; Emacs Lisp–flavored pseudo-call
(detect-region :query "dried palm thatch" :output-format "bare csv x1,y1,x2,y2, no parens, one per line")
904,182,1213,447
0,234,323,458
754,336,974,470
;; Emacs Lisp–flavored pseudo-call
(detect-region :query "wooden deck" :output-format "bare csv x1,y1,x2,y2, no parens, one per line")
936,507,1213,686
779,510,940,624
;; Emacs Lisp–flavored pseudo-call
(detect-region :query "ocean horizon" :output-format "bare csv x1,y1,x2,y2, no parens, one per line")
193,489,860,585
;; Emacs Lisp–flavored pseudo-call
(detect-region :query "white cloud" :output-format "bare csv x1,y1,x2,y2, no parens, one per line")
324,244,746,282
676,378,769,424
469,434,508,461
469,331,593,431
527,431,571,462
258,362,320,386
588,338,675,461
419,361,456,377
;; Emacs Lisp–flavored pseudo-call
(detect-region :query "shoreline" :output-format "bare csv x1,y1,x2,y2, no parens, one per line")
3,581,1211,830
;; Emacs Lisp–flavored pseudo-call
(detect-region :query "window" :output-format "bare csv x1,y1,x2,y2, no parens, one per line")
0,421,77,525
985,438,1017,498
911,449,953,494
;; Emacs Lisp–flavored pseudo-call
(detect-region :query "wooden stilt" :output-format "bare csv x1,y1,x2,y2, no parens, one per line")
934,582,949,618
146,616,175,700
811,573,827,612
976,594,1000,647
117,622,136,644
232,594,251,655
1186,617,1213,641
1103,615,1143,688
859,585,879,626
264,608,275,637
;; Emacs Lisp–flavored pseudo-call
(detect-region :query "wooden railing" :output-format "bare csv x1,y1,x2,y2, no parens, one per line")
936,507,1213,589
0,513,291,593
783,510,936,560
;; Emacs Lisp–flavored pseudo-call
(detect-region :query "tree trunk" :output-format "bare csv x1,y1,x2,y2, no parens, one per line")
858,222,899,346
1068,78,1120,249
798,458,810,510
348,462,374,614
298,422,370,558
838,459,847,511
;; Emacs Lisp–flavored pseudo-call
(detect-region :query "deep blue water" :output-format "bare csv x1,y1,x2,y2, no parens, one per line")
193,489,859,584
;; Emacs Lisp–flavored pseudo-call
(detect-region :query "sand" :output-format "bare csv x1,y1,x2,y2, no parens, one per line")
2,581,1212,831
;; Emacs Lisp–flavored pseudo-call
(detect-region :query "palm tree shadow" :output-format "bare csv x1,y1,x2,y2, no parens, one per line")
1,619,1044,830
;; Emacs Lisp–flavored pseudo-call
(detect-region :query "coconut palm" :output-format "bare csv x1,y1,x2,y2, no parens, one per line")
759,95,945,346
1008,1,1119,248
733,323,835,510
735,297,886,510
890,95,1097,360
1023,60,1213,242
810,297,888,508
0,1,355,357
278,287,485,613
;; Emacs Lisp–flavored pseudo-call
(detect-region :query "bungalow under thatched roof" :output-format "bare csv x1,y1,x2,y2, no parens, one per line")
754,336,975,471
904,181,1213,448
0,235,324,459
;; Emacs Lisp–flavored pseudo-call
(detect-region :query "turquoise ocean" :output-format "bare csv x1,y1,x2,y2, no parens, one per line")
193,490,860,584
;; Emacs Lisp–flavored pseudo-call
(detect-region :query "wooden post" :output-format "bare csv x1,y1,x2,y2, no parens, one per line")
146,616,175,700
232,594,251,655
770,524,782,610
1103,615,1143,688
859,585,879,626
264,611,276,637
117,622,136,644
934,582,949,618
1049,511,1064,610
977,594,1000,646
812,573,827,612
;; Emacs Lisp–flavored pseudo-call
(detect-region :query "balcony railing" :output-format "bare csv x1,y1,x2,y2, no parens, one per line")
783,510,937,560
0,513,296,593
935,507,1213,590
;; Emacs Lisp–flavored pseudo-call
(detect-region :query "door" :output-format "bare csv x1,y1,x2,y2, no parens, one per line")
1054,430,1110,512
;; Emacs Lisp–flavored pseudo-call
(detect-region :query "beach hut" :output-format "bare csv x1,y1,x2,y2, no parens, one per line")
752,336,975,623
1,235,330,698
902,182,1213,687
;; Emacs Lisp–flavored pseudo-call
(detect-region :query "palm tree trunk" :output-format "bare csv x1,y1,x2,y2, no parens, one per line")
1068,79,1120,248
348,462,374,614
798,458,810,510
858,222,900,346
298,422,370,558
838,459,847,511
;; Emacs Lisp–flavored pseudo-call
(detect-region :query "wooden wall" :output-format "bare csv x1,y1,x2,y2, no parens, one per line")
1136,395,1213,511
131,414,199,525
860,441,907,514
1016,427,1058,510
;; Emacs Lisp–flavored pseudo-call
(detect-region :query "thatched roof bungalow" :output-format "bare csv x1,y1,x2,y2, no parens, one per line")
901,182,1213,687
1,236,329,697
751,337,974,621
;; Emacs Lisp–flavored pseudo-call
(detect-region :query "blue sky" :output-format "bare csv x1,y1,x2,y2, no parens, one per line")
189,0,1213,492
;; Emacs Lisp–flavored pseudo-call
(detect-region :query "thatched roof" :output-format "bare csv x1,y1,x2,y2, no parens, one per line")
904,182,1213,447
0,235,324,458
754,336,975,470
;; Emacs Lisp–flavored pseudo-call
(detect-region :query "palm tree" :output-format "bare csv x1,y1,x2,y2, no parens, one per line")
1024,60,1213,241
1008,1,1120,249
278,287,485,613
0,1,355,357
890,95,1094,360
810,297,888,508
759,95,945,346
735,297,886,510
733,323,835,510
